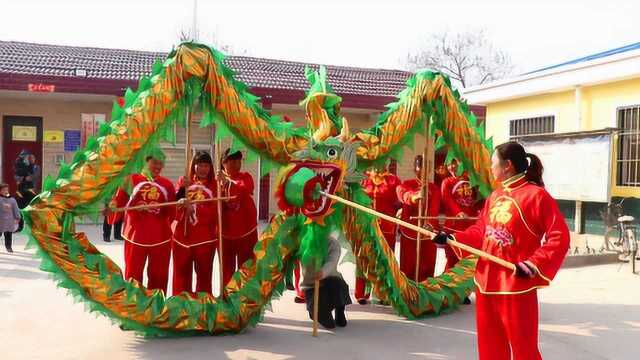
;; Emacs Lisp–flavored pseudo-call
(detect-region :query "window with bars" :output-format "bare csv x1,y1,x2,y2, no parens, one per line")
616,105,640,187
509,116,555,138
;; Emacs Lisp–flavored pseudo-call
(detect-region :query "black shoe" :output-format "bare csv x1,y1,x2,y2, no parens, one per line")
285,280,295,291
357,298,368,305
294,296,306,303
6,247,13,253
103,237,111,242
114,236,124,241
312,310,335,329
463,297,471,305
335,307,347,327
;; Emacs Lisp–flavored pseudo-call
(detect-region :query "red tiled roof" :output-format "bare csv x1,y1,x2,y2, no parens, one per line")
0,41,486,116
0,41,412,98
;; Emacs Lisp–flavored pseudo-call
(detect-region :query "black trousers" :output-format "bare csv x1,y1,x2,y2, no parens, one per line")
102,218,123,239
2,232,12,250
304,276,352,316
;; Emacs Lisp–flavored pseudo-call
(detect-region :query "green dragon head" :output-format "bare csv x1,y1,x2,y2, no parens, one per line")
275,115,363,223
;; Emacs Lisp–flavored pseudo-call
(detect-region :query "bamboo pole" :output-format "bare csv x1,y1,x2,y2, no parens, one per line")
111,196,234,213
33,197,235,214
414,124,430,281
312,279,320,337
411,215,479,221
183,109,193,237
214,139,225,295
319,191,516,272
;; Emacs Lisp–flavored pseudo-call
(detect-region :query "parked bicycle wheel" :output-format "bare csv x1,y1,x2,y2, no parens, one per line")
627,228,637,274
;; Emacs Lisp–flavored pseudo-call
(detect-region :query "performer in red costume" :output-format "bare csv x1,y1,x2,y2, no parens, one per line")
433,153,450,187
355,165,401,304
219,149,258,287
397,155,441,281
434,142,570,360
440,158,483,270
172,151,218,296
108,154,175,293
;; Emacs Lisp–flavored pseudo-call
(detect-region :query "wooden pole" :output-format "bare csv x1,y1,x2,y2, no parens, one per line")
183,109,193,237
319,191,516,272
414,123,430,282
411,215,479,221
312,279,320,337
110,196,234,213
214,139,225,295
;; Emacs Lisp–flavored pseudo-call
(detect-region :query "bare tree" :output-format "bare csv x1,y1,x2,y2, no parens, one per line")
405,30,513,88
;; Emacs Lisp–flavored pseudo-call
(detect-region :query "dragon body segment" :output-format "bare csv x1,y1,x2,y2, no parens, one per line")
23,43,492,336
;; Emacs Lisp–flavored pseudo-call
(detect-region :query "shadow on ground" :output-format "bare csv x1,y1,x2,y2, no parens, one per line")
123,301,639,360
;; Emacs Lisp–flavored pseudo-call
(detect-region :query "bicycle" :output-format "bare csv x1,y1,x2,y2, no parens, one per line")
600,198,638,273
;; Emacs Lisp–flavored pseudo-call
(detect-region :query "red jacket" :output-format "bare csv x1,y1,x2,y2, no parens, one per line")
221,172,258,239
396,179,441,239
110,173,175,246
173,176,218,247
362,171,401,234
452,174,570,294
441,175,482,231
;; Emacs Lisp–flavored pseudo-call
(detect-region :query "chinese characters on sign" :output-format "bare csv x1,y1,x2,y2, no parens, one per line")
81,113,106,148
27,83,55,92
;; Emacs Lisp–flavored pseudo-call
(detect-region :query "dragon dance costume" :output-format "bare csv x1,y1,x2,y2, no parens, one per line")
220,171,258,287
172,175,218,295
110,173,175,293
452,173,570,360
397,179,441,281
440,173,483,268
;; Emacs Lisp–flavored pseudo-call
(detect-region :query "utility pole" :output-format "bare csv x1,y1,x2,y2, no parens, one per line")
192,0,199,41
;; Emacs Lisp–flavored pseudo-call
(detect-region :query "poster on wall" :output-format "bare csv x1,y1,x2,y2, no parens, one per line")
12,125,37,141
44,130,64,143
64,130,81,152
81,113,106,147
519,134,611,203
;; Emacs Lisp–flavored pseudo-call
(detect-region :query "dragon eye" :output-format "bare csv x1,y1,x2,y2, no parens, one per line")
326,148,338,159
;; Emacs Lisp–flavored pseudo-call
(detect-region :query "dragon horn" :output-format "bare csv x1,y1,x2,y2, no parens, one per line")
311,115,335,142
337,117,351,142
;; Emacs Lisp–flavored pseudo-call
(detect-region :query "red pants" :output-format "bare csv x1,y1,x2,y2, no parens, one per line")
124,241,171,293
399,234,437,282
171,242,217,296
221,229,258,287
476,290,541,360
355,231,396,300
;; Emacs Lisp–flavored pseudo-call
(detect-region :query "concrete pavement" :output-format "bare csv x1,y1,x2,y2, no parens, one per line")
1,225,639,360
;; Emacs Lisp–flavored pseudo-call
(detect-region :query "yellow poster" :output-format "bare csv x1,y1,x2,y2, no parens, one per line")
44,130,64,143
12,126,37,141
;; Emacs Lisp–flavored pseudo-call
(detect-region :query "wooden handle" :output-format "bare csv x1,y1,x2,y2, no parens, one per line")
319,191,516,272
214,139,225,296
111,196,235,213
183,109,193,237
446,239,517,271
411,215,479,221
312,279,320,337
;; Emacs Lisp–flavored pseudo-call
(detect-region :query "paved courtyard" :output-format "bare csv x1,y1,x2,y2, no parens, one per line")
1,225,639,360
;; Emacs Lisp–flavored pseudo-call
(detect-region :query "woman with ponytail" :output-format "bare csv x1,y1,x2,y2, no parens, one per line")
433,141,570,360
